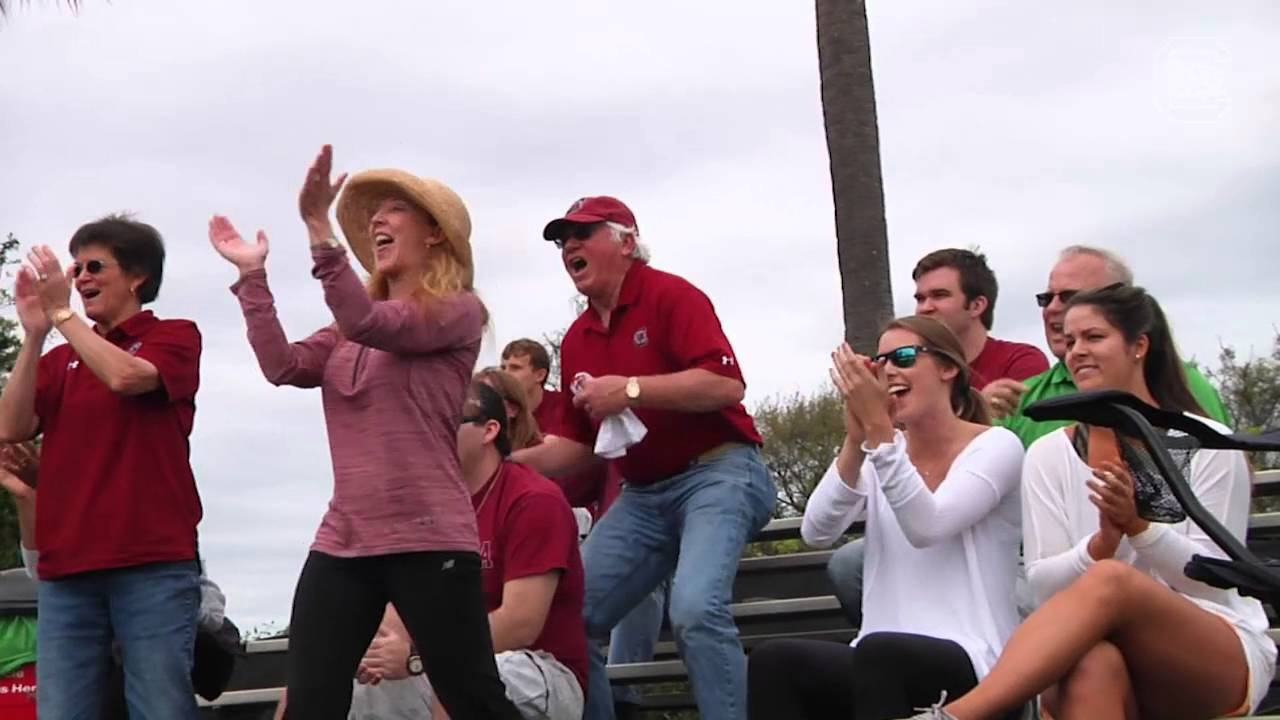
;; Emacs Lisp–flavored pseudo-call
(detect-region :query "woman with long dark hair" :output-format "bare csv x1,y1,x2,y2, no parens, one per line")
210,145,520,719
748,315,1024,719
898,285,1275,720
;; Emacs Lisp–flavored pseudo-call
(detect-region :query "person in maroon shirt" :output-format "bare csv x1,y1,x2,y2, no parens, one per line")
500,338,621,520
347,381,587,719
513,196,776,720
502,337,658,718
911,249,1049,411
0,215,205,719
211,145,520,720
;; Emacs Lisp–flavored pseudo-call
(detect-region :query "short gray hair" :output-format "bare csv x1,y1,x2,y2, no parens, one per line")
1059,245,1134,285
607,221,651,264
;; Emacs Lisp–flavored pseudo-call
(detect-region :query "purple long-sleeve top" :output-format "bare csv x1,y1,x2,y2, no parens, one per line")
231,245,483,556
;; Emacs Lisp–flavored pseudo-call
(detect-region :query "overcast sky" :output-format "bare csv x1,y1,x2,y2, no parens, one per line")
1,1,1277,630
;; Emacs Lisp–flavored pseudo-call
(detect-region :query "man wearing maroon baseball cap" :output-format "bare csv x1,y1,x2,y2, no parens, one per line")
516,197,776,720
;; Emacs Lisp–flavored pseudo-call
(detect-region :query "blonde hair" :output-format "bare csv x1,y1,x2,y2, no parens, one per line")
365,216,488,325
474,367,541,451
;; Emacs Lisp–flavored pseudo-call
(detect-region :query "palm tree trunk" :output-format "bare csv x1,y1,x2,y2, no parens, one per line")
816,0,894,354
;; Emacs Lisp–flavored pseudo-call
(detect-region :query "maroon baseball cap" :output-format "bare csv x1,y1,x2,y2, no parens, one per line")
542,196,638,241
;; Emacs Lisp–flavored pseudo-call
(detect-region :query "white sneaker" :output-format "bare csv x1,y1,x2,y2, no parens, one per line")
895,691,960,720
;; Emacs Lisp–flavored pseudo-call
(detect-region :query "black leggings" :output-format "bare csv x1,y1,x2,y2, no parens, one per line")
748,632,981,720
283,550,521,720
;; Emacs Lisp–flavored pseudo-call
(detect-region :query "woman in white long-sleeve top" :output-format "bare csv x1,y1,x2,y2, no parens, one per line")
747,315,1024,720
899,284,1276,720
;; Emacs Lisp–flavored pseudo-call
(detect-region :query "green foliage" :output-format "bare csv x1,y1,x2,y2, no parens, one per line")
753,385,845,518
1208,332,1280,470
0,234,26,569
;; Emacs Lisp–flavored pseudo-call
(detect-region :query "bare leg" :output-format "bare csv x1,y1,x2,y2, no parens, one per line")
1040,641,1138,720
945,560,1248,720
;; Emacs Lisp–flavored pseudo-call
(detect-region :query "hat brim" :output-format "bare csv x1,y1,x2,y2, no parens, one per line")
336,170,473,278
542,213,608,241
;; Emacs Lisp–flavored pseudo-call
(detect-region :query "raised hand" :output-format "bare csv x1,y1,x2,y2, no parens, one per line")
208,215,269,273
14,266,52,338
298,144,348,234
27,246,72,314
831,343,893,443
830,344,868,446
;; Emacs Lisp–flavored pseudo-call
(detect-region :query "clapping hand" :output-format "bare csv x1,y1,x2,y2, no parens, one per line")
829,343,893,443
298,144,347,236
208,216,269,274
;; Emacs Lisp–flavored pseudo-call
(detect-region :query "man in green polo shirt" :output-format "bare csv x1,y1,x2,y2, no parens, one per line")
997,245,1231,447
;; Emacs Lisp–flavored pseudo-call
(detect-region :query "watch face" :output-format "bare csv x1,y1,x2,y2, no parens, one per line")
408,655,424,675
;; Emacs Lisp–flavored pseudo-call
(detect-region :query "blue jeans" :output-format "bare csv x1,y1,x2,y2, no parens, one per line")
581,445,775,720
826,538,866,626
608,576,669,706
37,560,201,720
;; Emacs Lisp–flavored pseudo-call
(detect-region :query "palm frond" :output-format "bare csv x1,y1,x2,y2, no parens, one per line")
0,0,83,18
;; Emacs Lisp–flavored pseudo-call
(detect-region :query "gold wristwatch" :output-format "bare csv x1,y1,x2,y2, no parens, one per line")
51,308,75,326
625,376,641,403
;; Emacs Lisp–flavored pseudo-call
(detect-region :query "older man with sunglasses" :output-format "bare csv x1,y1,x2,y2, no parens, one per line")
999,245,1231,446
512,196,775,720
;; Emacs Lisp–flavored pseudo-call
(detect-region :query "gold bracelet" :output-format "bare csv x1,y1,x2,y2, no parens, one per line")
51,307,75,326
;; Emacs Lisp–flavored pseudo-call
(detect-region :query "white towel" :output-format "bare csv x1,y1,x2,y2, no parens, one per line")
571,372,648,458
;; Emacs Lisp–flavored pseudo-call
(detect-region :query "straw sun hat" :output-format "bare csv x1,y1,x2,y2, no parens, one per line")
335,169,473,284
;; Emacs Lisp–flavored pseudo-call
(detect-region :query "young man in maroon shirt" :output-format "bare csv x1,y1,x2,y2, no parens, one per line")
499,338,562,434
344,381,588,719
513,196,776,720
911,248,1049,412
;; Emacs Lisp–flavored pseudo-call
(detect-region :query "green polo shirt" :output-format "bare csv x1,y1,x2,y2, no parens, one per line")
1000,360,1232,448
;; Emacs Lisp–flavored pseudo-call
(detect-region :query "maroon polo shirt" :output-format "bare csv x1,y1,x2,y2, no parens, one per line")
968,336,1050,390
559,263,761,485
34,311,203,580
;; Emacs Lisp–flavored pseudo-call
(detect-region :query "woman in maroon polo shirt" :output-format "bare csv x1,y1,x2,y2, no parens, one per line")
209,145,520,719
0,215,205,719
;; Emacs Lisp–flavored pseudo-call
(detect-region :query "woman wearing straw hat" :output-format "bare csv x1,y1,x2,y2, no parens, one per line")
209,145,521,719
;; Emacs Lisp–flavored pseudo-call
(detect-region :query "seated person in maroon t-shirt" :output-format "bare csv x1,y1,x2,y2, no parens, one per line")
911,248,1049,414
500,338,619,522
348,381,588,720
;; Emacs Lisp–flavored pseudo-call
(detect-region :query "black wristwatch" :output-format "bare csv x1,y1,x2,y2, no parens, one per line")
406,651,424,676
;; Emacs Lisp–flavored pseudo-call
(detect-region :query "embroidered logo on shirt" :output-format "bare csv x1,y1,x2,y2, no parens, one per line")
722,355,736,366
67,360,80,370
442,559,455,571
634,328,649,348
126,341,143,355
478,541,493,570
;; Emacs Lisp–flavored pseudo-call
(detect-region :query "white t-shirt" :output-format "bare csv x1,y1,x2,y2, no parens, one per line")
1021,418,1276,709
802,426,1024,678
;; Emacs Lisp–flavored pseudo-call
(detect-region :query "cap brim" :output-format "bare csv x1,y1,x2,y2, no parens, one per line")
542,213,607,241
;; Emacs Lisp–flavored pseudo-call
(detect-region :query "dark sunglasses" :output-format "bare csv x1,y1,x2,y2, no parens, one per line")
1034,289,1079,308
872,345,939,369
551,223,601,250
72,259,112,278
